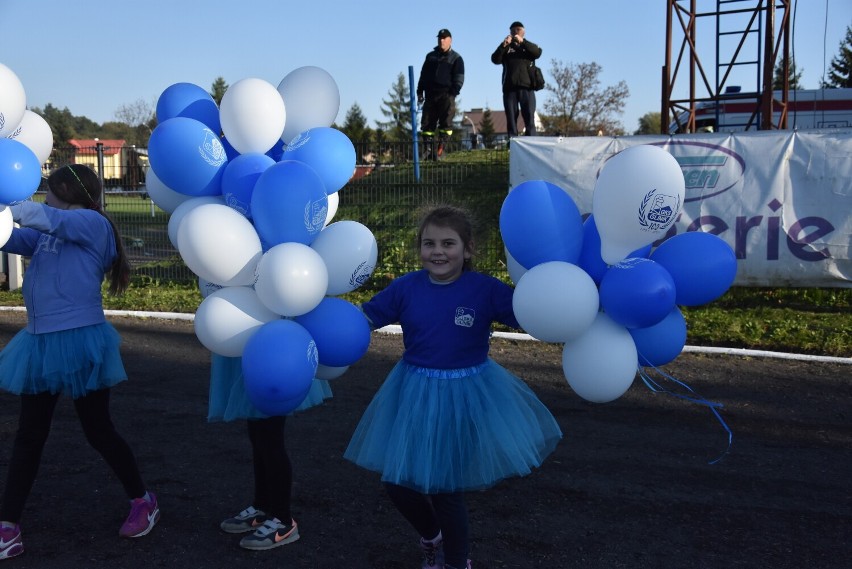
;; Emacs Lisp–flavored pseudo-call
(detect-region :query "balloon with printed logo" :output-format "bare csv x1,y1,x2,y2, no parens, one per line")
282,127,355,194
250,160,328,248
0,139,40,204
254,242,329,317
562,312,638,403
194,286,279,357
6,110,53,165
221,152,275,221
499,180,584,269
177,203,262,286
310,220,377,295
577,214,651,285
0,205,13,248
295,297,371,367
599,258,676,329
220,78,287,155
629,306,687,367
650,231,737,306
0,63,26,138
167,195,225,249
198,277,224,299
592,145,684,265
277,66,340,144
146,167,192,215
512,261,599,342
155,82,221,133
242,319,317,416
148,117,227,197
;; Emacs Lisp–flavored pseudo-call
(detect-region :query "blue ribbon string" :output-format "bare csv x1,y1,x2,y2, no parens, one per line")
636,361,733,465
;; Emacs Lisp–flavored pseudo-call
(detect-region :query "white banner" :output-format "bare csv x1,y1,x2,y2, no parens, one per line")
510,130,852,287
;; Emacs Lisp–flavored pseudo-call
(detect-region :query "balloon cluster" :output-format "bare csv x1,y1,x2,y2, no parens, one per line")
0,62,55,243
501,145,737,404
146,67,375,416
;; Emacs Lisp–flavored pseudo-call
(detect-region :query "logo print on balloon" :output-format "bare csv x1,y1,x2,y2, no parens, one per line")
199,130,227,167
349,261,375,288
303,200,327,233
638,189,680,232
307,340,319,369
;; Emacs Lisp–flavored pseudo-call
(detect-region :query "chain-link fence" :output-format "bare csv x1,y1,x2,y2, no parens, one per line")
9,141,512,291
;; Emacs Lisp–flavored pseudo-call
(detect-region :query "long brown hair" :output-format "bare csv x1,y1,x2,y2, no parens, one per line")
46,164,131,295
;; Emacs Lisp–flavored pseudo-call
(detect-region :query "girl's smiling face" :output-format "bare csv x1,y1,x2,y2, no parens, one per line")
419,223,471,283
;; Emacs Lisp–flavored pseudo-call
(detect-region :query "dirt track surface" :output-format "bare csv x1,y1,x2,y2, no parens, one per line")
0,312,850,569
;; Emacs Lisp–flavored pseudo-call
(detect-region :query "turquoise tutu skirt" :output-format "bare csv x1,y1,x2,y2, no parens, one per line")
207,354,333,422
344,359,562,494
0,323,127,399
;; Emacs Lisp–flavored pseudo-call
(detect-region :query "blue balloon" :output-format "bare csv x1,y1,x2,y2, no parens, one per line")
600,257,676,329
250,160,328,248
499,180,584,269
651,231,737,306
221,153,275,220
282,127,356,194
148,117,227,197
242,320,317,416
156,82,221,133
629,306,687,367
577,215,652,285
0,139,40,204
295,297,371,366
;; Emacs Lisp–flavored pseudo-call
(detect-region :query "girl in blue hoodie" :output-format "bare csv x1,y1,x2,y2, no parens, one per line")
0,164,159,561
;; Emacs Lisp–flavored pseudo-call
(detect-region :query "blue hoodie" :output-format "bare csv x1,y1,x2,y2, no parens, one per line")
2,202,117,334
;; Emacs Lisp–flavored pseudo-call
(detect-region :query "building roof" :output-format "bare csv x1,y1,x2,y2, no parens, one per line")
461,108,522,136
68,139,126,155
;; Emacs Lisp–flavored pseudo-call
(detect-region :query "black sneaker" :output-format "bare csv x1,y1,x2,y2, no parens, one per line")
220,506,268,534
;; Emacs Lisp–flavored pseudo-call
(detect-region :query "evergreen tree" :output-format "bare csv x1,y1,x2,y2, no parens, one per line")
823,25,852,88
340,103,371,142
480,108,496,147
376,73,413,140
772,58,803,90
210,77,229,106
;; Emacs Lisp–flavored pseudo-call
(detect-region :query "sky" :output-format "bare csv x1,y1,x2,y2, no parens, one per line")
2,0,850,134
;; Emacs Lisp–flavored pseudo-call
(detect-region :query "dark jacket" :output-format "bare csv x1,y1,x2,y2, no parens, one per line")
417,47,465,98
491,39,542,92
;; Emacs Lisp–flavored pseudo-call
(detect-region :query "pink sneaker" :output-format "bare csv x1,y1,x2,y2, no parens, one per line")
0,524,23,560
119,492,160,538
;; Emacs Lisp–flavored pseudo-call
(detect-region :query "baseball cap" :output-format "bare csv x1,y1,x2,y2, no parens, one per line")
510,21,524,29
437,29,452,38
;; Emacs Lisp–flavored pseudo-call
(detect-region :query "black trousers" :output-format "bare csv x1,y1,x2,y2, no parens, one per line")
503,88,537,137
247,416,292,523
384,483,469,568
0,389,146,523
421,92,456,134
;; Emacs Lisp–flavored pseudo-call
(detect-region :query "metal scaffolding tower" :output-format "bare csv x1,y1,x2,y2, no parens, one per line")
662,0,792,133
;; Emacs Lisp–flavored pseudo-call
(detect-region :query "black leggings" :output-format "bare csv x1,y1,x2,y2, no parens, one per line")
247,416,292,523
0,389,146,523
384,483,469,568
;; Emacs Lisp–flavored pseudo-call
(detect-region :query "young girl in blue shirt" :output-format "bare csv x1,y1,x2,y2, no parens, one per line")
0,165,159,561
344,205,562,569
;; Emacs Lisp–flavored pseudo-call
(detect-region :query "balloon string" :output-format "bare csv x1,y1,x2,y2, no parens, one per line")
637,363,732,465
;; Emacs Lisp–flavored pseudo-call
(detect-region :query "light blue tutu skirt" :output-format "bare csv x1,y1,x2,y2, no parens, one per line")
344,359,562,494
0,323,127,399
207,354,333,422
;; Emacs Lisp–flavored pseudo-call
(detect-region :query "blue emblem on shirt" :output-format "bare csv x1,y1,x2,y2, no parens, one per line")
454,307,475,328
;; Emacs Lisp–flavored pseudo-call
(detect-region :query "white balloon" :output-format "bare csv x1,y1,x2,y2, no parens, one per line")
310,220,377,295
177,203,263,286
512,261,599,342
0,63,26,138
198,277,224,299
220,78,286,154
562,312,638,403
0,205,13,248
505,247,527,284
146,167,192,214
592,145,684,265
324,190,339,228
254,242,328,317
167,195,224,249
194,286,279,357
315,364,349,380
6,110,53,164
277,66,340,143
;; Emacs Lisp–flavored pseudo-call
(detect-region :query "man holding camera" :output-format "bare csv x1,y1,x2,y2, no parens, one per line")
491,21,542,138
417,28,465,159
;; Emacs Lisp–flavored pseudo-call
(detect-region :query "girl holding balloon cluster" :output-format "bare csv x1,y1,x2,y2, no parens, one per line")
0,164,159,561
344,204,562,569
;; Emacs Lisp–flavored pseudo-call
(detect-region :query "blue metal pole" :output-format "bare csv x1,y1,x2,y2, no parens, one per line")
409,65,420,182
